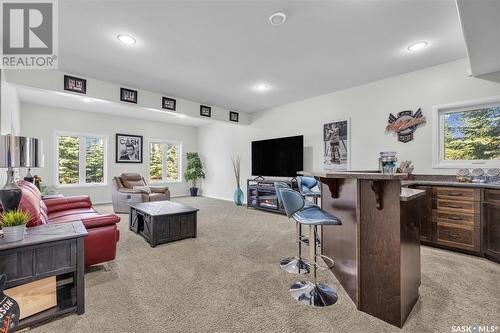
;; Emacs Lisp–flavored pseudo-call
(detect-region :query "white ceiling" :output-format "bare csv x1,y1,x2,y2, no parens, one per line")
58,0,466,113
16,86,212,127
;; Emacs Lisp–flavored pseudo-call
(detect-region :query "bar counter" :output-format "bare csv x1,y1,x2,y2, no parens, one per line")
305,171,424,327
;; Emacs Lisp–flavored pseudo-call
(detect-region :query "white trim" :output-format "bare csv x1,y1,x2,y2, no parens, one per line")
147,138,183,183
54,131,108,187
432,96,500,169
202,194,234,202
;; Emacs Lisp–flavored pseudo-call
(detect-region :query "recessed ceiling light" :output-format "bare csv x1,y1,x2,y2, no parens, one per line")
407,41,428,52
254,83,270,92
269,12,286,26
117,34,136,45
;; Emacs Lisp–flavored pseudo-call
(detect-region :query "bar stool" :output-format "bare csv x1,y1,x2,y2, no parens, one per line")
279,187,342,307
274,181,316,274
297,176,321,205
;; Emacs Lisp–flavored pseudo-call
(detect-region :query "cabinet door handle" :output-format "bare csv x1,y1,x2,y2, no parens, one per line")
449,215,463,221
446,232,462,239
448,192,463,196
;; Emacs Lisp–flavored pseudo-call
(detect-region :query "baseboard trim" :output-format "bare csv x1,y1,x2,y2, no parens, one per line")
201,195,234,202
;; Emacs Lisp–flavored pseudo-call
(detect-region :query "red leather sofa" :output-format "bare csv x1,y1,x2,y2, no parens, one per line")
17,181,120,267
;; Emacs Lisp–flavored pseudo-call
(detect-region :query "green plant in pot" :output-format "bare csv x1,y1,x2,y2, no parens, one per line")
184,152,205,197
1,209,31,243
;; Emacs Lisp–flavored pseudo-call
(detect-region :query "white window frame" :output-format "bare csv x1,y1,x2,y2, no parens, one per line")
147,139,183,183
54,131,108,188
432,96,500,169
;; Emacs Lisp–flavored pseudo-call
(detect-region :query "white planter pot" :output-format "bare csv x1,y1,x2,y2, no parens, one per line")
2,224,26,242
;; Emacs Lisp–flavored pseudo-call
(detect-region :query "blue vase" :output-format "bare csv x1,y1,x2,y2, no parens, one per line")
234,187,244,206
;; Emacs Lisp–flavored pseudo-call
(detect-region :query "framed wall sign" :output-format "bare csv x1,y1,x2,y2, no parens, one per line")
162,97,176,111
116,133,143,163
229,111,239,122
200,105,211,117
323,118,350,171
64,75,86,94
120,88,138,104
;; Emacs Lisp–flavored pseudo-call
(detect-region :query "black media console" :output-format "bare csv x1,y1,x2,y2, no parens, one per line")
246,178,298,214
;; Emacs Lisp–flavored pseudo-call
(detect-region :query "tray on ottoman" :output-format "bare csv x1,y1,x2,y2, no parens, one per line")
129,201,198,247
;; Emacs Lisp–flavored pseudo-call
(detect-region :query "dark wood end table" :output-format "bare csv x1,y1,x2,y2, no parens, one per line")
0,221,88,330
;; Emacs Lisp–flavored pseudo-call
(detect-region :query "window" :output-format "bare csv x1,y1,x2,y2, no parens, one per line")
56,133,106,186
435,98,500,168
149,141,181,182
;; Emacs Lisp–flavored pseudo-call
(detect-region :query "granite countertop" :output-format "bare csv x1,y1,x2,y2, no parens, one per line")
402,180,500,189
301,170,407,180
400,188,426,201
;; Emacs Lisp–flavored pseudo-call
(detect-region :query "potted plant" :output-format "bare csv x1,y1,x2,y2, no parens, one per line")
1,209,31,242
184,152,205,197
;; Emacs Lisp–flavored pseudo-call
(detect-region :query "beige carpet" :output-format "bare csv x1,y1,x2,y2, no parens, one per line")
29,197,499,333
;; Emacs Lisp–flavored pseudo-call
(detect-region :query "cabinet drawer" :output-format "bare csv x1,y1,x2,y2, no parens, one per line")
436,199,478,214
434,187,479,202
436,223,476,250
484,189,500,204
433,209,478,226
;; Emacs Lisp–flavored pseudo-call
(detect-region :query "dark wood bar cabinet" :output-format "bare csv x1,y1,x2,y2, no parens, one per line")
309,171,424,328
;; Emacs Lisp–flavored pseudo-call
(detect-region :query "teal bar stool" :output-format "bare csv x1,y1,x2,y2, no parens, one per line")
274,181,316,274
297,176,321,205
279,187,342,307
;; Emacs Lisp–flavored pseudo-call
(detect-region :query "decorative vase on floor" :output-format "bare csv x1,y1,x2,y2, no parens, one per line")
234,186,244,206
190,187,199,197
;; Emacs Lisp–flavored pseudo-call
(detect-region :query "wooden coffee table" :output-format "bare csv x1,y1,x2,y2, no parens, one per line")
129,201,198,247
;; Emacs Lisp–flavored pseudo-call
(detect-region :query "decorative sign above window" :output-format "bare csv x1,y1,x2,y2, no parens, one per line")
120,88,137,104
64,75,86,94
386,108,426,143
0,275,20,333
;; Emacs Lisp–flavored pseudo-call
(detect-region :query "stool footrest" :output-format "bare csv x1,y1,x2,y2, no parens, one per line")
280,257,310,274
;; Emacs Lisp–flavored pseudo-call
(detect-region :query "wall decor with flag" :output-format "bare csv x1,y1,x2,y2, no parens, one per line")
386,108,426,142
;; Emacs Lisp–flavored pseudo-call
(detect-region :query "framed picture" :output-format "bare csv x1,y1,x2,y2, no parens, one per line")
162,97,176,111
116,133,143,163
64,75,86,94
120,88,138,104
229,111,239,122
200,105,211,117
323,119,350,171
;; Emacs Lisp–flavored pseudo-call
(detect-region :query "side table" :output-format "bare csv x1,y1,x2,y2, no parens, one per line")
0,221,88,330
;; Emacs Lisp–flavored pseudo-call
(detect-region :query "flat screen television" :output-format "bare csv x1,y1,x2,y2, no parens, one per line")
251,135,303,177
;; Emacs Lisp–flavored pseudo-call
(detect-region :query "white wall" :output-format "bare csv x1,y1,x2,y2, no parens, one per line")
0,84,21,135
198,59,500,201
20,103,198,203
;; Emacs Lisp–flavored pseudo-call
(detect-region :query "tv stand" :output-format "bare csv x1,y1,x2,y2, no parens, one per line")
246,178,298,214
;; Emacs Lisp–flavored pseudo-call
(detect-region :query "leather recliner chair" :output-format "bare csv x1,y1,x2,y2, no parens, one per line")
111,173,170,213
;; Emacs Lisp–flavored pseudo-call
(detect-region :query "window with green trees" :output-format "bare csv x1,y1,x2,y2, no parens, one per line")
57,134,106,185
149,142,180,182
439,104,499,166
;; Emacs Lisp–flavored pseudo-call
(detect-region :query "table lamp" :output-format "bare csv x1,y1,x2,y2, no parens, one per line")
0,135,43,212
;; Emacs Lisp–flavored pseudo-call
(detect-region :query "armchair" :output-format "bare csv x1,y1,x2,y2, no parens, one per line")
111,173,170,213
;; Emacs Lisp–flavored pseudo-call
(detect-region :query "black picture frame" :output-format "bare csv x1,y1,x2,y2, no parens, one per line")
162,97,176,111
115,133,143,163
229,111,239,122
200,105,211,117
120,88,138,104
64,75,86,94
